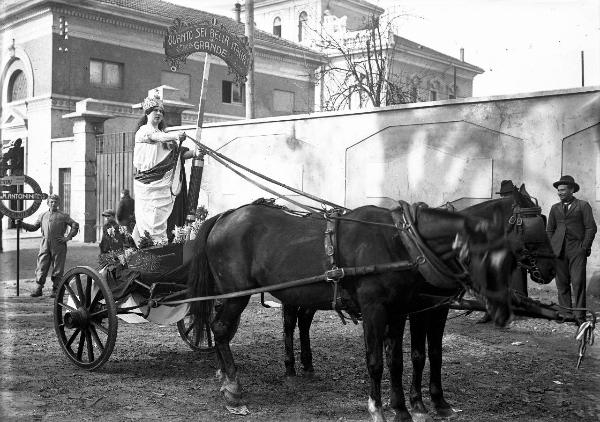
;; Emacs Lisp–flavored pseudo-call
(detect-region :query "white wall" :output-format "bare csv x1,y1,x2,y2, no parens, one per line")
187,86,600,273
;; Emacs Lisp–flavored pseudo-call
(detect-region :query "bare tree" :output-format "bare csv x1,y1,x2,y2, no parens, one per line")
310,13,436,111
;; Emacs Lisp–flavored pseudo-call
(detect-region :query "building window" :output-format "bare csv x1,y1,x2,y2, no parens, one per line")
222,81,244,104
90,59,123,88
8,70,27,102
298,11,308,42
448,85,456,99
273,17,282,37
410,84,418,102
429,90,437,101
59,168,71,215
161,71,191,100
273,89,295,113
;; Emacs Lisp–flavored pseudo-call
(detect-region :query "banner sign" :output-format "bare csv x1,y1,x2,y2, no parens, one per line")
0,175,48,220
164,18,251,83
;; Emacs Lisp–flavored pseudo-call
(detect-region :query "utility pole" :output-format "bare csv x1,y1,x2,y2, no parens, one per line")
581,50,585,87
245,0,255,118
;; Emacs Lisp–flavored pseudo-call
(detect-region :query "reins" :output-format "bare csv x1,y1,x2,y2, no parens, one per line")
156,260,417,306
185,134,350,214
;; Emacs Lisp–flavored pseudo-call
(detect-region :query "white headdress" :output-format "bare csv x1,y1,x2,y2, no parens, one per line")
142,89,164,112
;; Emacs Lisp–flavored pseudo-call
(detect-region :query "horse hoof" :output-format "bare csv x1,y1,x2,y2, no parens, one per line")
409,412,433,422
284,375,298,387
410,401,428,415
392,410,414,422
220,376,242,406
222,389,242,406
368,397,387,422
434,406,455,418
302,368,315,378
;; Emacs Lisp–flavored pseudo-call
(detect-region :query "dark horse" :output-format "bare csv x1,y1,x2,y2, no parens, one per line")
282,186,556,421
188,202,515,421
407,185,556,419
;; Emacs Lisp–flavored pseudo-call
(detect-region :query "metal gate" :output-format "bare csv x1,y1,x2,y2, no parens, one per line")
95,132,134,240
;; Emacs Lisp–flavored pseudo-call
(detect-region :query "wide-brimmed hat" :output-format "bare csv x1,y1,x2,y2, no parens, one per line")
102,208,115,217
553,175,579,193
496,179,516,195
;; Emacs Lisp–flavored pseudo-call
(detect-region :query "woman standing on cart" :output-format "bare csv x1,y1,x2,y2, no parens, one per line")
132,91,194,246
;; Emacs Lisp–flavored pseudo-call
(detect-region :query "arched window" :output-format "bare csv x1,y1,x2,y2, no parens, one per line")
298,11,308,42
8,70,27,102
273,17,282,37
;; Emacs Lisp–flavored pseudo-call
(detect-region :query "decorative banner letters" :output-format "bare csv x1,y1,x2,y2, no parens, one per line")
164,18,252,83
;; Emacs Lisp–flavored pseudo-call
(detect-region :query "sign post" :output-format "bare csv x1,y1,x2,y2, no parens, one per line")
164,18,251,222
0,175,48,296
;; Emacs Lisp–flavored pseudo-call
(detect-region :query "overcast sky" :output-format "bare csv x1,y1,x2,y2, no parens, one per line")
169,0,600,97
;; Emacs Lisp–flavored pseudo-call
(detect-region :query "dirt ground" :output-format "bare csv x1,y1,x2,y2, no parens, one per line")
1,237,599,421
1,281,599,422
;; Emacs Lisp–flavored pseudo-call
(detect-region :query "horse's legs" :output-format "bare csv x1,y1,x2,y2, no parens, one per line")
408,312,428,415
298,307,316,375
427,306,453,417
211,296,250,406
282,304,298,377
362,303,390,422
385,314,412,422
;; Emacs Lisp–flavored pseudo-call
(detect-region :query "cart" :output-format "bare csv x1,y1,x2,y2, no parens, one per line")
53,242,214,371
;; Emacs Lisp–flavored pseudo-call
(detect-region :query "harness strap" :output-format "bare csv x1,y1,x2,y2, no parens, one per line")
160,260,417,306
391,201,469,290
324,210,351,322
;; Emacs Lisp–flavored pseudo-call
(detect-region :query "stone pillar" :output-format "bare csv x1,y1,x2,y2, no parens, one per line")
63,100,112,242
132,85,195,127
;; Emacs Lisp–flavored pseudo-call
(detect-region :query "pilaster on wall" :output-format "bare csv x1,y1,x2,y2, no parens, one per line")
63,101,112,242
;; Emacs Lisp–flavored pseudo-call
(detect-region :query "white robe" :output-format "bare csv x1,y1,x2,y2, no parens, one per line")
132,125,176,246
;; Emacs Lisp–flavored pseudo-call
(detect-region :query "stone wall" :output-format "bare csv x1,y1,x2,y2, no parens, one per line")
190,86,600,274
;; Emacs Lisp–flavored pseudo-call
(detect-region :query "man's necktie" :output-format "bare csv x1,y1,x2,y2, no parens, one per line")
563,203,569,215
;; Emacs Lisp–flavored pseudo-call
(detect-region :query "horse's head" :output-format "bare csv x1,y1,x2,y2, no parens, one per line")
455,209,515,326
506,184,556,284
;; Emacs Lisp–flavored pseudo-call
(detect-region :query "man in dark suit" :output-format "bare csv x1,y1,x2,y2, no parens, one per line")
547,175,597,325
116,189,135,233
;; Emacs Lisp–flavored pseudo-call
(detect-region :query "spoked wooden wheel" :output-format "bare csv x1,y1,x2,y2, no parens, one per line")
177,312,215,353
54,266,117,371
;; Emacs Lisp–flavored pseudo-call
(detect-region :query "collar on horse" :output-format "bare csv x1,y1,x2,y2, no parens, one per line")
390,200,469,290
507,204,554,282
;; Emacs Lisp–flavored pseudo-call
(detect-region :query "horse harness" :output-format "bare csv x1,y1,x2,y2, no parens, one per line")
323,208,360,323
506,204,553,283
322,201,475,322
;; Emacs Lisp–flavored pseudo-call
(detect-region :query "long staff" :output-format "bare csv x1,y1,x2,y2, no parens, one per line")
186,53,210,223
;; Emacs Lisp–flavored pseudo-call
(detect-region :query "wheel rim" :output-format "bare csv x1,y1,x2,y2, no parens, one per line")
177,313,215,353
54,266,117,370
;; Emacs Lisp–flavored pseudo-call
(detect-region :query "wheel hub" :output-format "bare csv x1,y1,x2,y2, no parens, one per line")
64,307,90,329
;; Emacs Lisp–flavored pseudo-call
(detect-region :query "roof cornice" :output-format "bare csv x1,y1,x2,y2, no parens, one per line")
1,0,325,62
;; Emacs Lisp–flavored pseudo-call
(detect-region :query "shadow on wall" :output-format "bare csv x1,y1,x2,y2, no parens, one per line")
204,133,328,212
344,121,524,209
562,122,600,269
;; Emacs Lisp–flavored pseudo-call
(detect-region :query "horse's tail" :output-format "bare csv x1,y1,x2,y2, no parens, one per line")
187,213,222,342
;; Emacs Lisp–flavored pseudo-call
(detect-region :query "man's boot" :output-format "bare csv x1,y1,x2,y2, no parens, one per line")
50,277,61,298
30,283,43,297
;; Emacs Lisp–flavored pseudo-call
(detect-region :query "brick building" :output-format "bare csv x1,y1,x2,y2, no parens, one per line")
0,0,324,240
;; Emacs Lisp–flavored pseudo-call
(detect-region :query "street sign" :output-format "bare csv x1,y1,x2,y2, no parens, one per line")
0,175,48,220
0,192,47,201
1,175,25,185
164,18,251,83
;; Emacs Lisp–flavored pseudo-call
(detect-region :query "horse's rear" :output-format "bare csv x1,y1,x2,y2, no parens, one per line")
206,205,340,307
